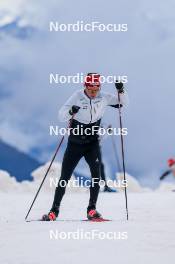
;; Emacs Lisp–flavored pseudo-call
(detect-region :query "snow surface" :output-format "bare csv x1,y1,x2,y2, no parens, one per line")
0,166,175,263
0,192,175,264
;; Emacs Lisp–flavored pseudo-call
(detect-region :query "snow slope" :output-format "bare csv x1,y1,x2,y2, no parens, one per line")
0,191,175,264
0,166,175,263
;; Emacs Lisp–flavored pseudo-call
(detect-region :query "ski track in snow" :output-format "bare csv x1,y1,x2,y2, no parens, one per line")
0,191,175,264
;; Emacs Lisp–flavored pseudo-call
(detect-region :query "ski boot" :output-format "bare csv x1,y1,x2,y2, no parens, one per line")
87,209,102,221
42,207,59,221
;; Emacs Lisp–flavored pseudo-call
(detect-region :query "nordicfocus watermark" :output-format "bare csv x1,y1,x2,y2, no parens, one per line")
49,21,128,32
49,126,128,137
50,73,128,85
49,177,128,189
50,229,128,240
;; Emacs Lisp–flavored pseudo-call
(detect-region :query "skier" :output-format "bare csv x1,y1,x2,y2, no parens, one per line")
160,158,175,180
43,73,128,221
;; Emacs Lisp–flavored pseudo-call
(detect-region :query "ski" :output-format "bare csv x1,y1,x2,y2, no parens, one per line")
83,218,111,222
26,218,112,223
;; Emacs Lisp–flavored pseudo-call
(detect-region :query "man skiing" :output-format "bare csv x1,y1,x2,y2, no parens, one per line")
43,73,128,221
160,158,175,180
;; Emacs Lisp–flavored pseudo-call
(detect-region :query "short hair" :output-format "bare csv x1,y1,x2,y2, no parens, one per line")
87,73,99,76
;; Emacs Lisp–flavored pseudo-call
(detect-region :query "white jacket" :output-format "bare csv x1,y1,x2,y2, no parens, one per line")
59,89,129,124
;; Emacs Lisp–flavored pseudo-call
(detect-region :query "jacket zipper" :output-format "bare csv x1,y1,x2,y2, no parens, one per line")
90,99,92,123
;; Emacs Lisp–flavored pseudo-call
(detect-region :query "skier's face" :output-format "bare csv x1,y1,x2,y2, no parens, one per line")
85,85,100,98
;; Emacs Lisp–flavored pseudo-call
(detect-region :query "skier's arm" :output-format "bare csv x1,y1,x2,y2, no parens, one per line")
59,92,79,122
106,91,129,108
109,80,129,108
160,170,171,180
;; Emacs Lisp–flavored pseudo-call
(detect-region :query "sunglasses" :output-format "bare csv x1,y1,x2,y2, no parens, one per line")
87,83,100,87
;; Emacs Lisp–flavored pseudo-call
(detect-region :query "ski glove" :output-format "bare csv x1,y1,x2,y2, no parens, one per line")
69,105,80,115
115,80,124,93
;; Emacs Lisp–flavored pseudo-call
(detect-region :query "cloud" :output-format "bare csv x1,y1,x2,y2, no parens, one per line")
0,0,175,179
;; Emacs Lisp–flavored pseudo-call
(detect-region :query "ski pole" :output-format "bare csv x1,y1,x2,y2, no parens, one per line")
25,115,75,221
160,170,171,180
117,91,129,221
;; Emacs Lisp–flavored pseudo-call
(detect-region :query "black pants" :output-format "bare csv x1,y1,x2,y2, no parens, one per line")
100,162,106,183
51,140,101,212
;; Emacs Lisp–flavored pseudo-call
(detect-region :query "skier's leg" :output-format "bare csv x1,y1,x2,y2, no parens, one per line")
84,141,101,211
51,141,83,213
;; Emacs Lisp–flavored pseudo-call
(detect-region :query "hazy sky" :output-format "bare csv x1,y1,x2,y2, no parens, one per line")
0,0,175,181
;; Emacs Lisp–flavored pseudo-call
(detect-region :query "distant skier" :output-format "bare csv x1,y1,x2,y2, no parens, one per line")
160,158,175,180
42,73,128,221
101,160,117,192
99,126,117,192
